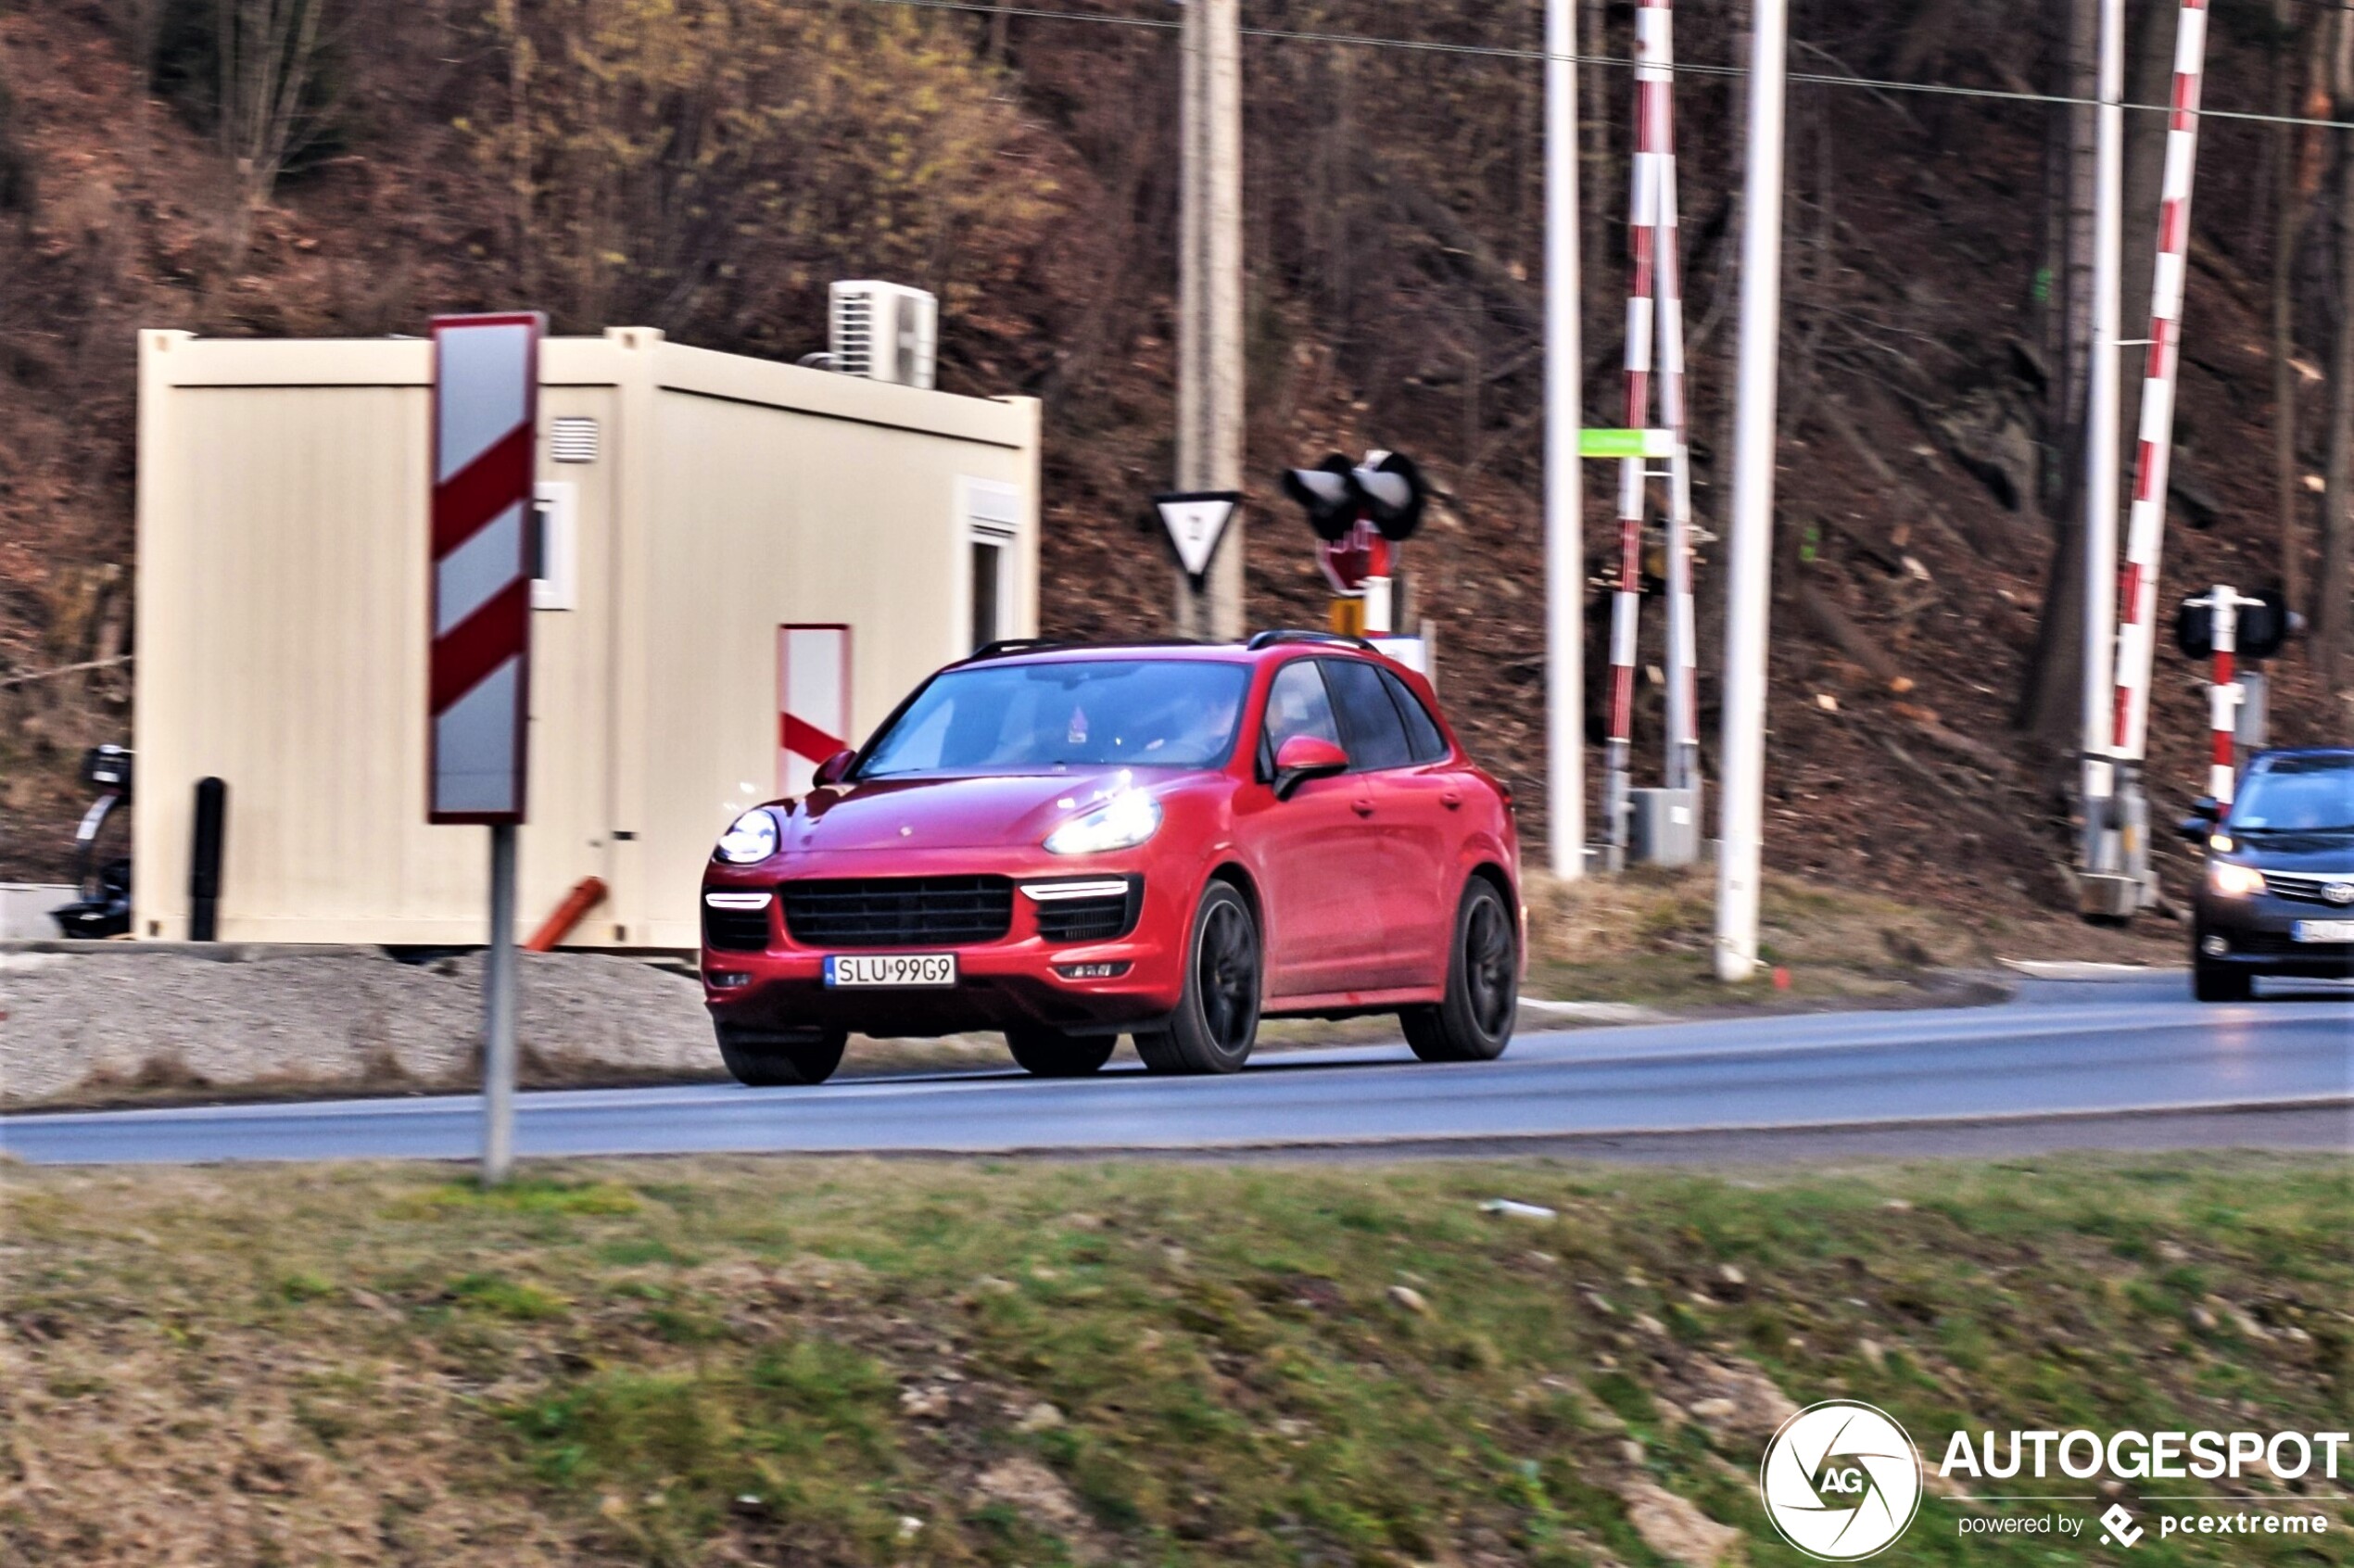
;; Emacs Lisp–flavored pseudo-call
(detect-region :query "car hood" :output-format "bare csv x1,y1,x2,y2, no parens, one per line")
785,770,1155,852
2226,830,2354,873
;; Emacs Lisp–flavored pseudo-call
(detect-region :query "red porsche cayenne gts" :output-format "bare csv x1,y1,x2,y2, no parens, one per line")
700,631,1522,1084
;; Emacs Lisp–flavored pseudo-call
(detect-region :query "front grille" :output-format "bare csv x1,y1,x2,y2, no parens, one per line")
782,876,1013,948
1034,881,1142,943
2262,871,2353,905
703,905,772,952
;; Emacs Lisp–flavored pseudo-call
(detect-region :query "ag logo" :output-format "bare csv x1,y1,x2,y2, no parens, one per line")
1757,1400,1923,1561
2323,881,2353,906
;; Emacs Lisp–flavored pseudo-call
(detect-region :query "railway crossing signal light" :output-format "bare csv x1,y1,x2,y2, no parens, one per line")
2175,586,2294,662
1281,454,1361,541
1280,450,1430,543
1354,451,1426,541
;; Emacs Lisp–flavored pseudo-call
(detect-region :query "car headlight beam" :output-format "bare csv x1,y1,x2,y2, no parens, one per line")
1044,791,1162,855
2208,861,2265,898
715,807,781,865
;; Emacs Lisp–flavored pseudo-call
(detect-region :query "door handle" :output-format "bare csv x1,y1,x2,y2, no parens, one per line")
1440,791,1462,809
1352,799,1375,817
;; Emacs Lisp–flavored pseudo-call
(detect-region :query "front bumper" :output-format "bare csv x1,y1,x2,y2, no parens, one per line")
2193,891,2354,978
700,852,1191,1038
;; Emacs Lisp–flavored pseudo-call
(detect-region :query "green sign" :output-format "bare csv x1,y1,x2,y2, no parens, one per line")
1578,428,1675,460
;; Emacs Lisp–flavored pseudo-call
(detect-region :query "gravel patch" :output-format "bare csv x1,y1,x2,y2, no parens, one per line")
0,946,720,1106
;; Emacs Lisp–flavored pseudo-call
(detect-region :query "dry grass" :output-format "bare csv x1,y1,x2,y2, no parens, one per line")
4,1154,2348,1565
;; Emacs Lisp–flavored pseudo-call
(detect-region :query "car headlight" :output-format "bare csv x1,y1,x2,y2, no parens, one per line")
715,808,781,865
2209,861,2265,898
1044,791,1162,855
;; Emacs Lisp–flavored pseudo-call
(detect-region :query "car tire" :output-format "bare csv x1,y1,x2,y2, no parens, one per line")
1402,878,1517,1063
715,1023,849,1086
1005,1026,1117,1077
1134,880,1260,1075
2191,960,2252,1003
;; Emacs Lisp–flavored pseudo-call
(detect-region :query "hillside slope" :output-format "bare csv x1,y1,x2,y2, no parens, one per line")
0,0,2342,950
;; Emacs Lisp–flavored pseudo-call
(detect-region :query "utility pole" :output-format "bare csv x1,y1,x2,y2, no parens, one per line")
1712,0,1787,983
2079,0,2125,895
1545,0,1584,879
1175,0,1245,641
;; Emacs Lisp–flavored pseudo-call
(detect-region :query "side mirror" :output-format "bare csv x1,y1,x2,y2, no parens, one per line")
1272,734,1348,800
2176,796,2221,843
812,750,856,788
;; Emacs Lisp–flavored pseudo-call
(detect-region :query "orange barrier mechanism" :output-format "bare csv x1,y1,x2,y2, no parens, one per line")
525,877,609,952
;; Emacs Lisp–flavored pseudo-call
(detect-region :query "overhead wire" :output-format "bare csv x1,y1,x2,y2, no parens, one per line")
842,0,2354,132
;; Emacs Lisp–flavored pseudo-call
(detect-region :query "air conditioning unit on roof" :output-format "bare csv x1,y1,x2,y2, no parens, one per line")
829,281,937,390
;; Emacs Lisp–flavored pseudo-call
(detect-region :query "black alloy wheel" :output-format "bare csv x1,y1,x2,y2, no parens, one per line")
1005,1026,1119,1077
1402,879,1517,1062
1134,880,1260,1074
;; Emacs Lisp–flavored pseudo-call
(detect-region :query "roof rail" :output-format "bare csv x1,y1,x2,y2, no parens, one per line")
1245,628,1377,652
963,638,1069,661
961,637,1212,663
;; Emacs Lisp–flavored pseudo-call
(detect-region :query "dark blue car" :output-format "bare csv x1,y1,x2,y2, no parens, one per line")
2181,749,2354,1001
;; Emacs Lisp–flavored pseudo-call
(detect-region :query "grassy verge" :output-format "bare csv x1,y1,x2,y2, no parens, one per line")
6,1153,2347,1565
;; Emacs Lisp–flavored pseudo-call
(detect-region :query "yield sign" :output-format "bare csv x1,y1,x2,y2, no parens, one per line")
1153,491,1240,583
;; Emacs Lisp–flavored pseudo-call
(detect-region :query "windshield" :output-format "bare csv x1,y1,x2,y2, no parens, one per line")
858,660,1250,778
2228,756,2354,832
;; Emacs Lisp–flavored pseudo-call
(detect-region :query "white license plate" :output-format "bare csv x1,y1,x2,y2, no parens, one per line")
825,953,957,988
2292,920,2354,943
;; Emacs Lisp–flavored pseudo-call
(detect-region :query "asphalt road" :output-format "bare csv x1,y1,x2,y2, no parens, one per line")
3,975,2346,1166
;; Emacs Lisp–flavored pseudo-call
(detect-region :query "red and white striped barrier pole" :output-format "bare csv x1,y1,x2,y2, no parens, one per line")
1648,4,1700,799
1603,0,1677,861
2107,0,2208,775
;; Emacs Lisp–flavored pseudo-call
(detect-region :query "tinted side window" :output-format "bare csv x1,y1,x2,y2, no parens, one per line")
1261,660,1342,774
1380,669,1449,763
1323,659,1411,771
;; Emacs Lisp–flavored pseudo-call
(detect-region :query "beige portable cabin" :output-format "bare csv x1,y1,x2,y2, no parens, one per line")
133,327,1041,949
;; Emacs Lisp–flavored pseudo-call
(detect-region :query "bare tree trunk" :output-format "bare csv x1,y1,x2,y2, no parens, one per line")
2015,0,2096,745
214,0,325,272
2318,82,2354,689
2273,0,2309,612
2057,0,2097,446
1582,0,1611,308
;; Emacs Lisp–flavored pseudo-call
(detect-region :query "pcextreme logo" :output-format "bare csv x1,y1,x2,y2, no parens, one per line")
1758,1400,1925,1561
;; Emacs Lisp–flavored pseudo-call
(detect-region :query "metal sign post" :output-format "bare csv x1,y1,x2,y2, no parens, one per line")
429,311,542,1186
1543,0,1584,879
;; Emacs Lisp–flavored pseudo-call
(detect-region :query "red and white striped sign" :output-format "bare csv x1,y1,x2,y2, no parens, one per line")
2190,585,2255,803
778,625,853,794
428,312,541,824
2107,0,2208,765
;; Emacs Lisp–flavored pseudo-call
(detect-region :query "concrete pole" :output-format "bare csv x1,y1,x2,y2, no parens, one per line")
482,822,518,1185
2080,0,2125,878
1544,0,1585,879
1177,0,1204,498
1175,0,1246,642
1712,0,1787,983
